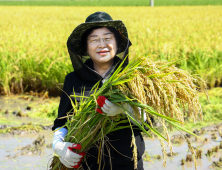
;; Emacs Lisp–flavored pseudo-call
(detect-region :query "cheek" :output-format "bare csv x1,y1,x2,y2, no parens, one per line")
109,44,118,54
114,44,118,53
87,44,94,55
113,41,118,54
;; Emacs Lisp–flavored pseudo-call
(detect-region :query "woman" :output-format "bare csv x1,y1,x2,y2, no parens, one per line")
52,11,145,170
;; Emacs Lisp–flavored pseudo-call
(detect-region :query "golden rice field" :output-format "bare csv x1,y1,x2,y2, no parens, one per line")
0,6,222,95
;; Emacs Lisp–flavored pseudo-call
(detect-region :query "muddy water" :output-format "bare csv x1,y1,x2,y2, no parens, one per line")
0,95,56,126
0,96,55,169
0,96,222,170
0,131,54,170
0,96,31,111
143,134,222,170
1,131,221,170
0,113,52,126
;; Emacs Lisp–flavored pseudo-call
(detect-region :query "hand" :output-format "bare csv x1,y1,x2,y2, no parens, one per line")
96,96,131,116
54,141,85,169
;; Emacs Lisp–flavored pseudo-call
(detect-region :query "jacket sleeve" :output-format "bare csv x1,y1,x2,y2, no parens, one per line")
52,74,73,131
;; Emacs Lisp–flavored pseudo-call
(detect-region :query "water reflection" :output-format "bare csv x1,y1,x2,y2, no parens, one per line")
0,131,53,170
143,134,222,170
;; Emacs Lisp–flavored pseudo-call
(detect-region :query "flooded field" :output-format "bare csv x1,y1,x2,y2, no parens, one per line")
143,134,222,170
0,131,53,170
0,95,56,170
0,95,222,170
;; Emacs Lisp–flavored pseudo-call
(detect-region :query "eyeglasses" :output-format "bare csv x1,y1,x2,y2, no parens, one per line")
87,36,115,44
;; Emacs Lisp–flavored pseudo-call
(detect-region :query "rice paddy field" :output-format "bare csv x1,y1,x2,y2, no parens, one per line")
1,4,222,170
0,6,222,95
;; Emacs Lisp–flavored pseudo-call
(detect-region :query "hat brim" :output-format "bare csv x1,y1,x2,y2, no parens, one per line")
68,20,130,56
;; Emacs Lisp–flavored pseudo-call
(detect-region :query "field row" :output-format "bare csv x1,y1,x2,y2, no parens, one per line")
0,0,222,6
0,6,222,95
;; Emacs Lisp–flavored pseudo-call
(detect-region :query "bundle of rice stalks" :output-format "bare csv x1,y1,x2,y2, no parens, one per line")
49,56,207,170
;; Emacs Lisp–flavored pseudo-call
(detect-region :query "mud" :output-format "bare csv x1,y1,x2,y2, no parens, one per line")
0,122,53,136
210,157,222,169
1,123,222,170
143,127,222,170
0,96,56,169
1,95,222,170
6,135,46,159
0,130,54,170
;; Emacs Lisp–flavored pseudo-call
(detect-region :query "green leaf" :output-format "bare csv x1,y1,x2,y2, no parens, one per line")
127,101,183,124
165,119,203,140
111,78,134,85
70,95,90,99
124,111,152,138
143,122,166,141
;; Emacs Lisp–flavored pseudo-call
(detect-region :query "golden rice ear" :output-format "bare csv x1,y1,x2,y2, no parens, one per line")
124,57,205,125
114,56,206,170
160,138,167,168
145,111,154,128
130,134,138,169
184,135,197,170
131,105,140,121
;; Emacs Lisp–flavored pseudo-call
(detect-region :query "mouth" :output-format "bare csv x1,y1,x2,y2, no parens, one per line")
97,50,109,55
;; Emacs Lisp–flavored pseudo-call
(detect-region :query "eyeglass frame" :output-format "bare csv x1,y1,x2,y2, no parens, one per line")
87,35,116,45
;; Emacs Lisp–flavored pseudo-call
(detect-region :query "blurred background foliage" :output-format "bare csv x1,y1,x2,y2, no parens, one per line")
0,6,222,95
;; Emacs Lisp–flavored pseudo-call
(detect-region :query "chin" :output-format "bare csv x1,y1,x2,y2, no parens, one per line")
98,60,110,64
98,56,112,62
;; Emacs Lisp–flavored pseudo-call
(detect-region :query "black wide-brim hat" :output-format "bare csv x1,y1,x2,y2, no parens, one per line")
68,11,131,56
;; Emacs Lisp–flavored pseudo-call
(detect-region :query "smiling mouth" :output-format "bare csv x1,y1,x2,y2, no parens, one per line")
97,51,109,55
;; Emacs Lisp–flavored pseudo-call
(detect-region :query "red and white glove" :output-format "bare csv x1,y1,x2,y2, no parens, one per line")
96,96,133,116
54,141,85,169
96,96,147,125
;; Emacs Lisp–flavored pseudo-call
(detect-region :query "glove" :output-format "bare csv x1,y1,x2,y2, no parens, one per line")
96,96,147,125
54,141,85,168
96,96,132,116
53,127,85,168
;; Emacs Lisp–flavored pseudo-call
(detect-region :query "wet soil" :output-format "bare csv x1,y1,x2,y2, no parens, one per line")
0,122,53,136
2,128,222,170
0,130,54,170
1,95,222,170
143,126,222,170
0,95,59,126
0,95,55,170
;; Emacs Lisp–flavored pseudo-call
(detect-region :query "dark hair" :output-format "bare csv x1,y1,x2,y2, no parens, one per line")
81,26,121,55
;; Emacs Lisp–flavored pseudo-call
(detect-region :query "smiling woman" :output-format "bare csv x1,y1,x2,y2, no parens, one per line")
51,11,146,170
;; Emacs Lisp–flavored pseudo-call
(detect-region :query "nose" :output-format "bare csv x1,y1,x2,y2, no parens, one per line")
98,38,107,47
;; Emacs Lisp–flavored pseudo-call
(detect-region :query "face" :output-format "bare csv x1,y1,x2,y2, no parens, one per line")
87,27,118,66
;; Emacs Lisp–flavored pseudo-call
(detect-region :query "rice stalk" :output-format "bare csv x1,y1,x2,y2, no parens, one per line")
160,138,167,168
184,134,197,170
50,56,207,170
